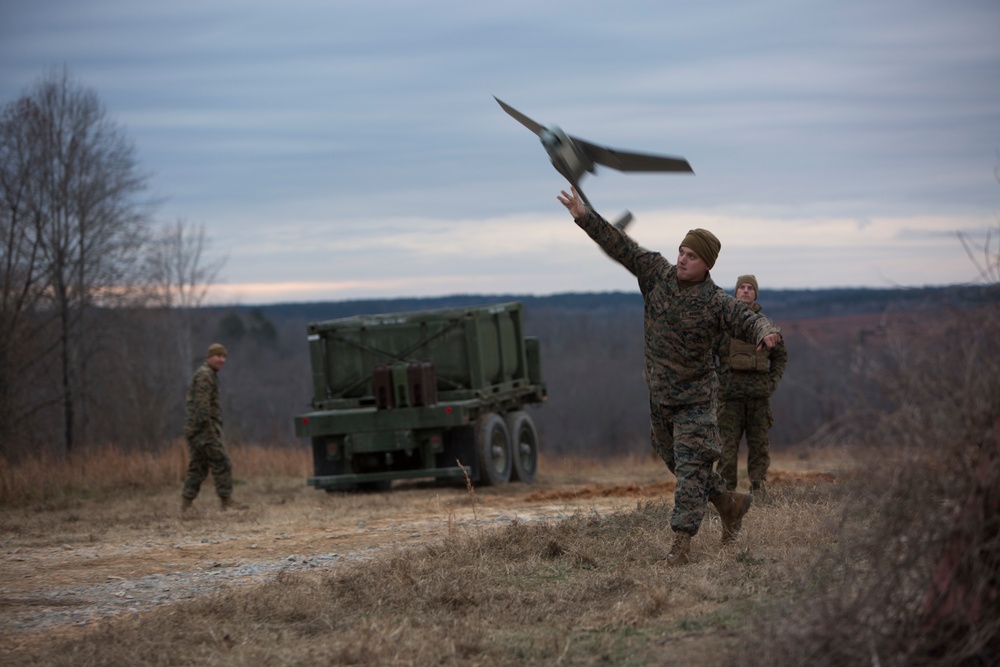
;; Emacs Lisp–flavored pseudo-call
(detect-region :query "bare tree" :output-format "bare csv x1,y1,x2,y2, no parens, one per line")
144,218,225,366
127,219,227,445
145,219,224,310
956,151,1000,284
1,67,150,454
0,98,62,453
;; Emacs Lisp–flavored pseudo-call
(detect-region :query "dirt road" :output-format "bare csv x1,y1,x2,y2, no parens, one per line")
0,462,682,650
0,458,835,653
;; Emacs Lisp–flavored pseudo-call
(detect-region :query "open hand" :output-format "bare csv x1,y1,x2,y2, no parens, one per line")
557,186,587,219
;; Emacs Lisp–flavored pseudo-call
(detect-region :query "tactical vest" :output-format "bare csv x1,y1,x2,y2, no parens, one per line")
725,338,769,372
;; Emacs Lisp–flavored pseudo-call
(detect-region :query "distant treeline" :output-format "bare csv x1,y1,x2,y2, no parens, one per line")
3,285,995,464
192,284,993,458
218,284,997,324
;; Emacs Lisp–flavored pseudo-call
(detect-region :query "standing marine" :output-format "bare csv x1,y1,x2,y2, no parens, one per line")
557,187,782,565
181,343,247,511
714,275,787,498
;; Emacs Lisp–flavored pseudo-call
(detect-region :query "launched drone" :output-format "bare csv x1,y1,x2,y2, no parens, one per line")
495,97,694,230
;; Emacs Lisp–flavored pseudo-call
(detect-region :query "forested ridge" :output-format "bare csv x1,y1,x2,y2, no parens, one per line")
146,287,1000,454
231,283,996,323
4,284,994,463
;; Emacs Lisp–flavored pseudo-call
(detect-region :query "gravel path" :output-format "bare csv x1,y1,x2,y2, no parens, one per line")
0,505,553,649
2,546,383,640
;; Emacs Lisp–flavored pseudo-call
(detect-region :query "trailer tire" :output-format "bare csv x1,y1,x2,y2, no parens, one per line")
476,413,512,486
506,411,539,484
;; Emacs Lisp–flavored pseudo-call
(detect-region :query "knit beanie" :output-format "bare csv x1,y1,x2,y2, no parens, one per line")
206,343,228,358
679,228,721,269
735,274,759,298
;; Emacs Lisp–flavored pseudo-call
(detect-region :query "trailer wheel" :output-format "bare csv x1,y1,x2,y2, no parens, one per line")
476,413,512,485
506,411,539,484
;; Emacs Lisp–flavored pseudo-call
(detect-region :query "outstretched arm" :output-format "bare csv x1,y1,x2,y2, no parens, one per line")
557,186,665,284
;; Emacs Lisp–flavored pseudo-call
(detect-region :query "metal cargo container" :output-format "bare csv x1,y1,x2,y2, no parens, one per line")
294,302,547,491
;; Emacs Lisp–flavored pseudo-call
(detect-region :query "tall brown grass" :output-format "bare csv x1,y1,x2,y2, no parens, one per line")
744,299,1000,666
0,441,310,507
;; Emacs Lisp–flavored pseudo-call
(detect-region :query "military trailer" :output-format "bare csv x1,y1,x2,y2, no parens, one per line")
294,302,547,491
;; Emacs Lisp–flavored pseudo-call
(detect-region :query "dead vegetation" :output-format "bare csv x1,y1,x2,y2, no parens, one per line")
9,491,830,666
3,296,998,665
0,441,309,507
3,410,995,666
2,449,849,667
743,297,1000,667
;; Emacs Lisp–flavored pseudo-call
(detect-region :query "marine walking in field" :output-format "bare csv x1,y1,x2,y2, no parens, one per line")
714,275,787,499
181,343,247,511
557,187,782,565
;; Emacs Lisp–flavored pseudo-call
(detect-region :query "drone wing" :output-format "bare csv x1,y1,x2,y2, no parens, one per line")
494,97,546,136
573,136,694,173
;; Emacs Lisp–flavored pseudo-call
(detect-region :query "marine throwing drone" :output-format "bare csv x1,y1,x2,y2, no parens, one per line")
495,96,694,231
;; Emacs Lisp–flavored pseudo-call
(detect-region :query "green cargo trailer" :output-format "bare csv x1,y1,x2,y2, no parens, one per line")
294,302,547,491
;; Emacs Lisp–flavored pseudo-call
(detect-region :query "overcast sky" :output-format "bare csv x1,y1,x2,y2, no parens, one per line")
2,1,998,304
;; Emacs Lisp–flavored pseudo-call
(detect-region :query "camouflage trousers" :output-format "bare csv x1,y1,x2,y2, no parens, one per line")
182,433,233,500
717,397,773,491
649,398,727,536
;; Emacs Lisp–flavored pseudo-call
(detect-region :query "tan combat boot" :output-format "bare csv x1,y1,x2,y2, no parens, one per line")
712,491,753,544
750,480,767,503
220,496,249,511
665,531,692,567
181,497,193,512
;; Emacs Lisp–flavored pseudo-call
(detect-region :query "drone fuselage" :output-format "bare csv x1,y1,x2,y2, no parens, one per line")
540,126,594,186
494,96,693,211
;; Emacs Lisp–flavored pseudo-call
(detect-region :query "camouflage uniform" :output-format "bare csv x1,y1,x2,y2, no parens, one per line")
714,303,787,492
182,362,233,500
574,210,780,535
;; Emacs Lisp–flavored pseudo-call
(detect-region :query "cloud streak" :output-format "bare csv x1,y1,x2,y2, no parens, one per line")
1,0,998,303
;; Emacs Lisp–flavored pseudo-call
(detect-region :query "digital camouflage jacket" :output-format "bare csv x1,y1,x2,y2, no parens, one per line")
714,302,788,400
184,362,222,440
575,209,781,406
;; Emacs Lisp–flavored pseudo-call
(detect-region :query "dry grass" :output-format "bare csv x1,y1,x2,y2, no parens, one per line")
0,441,310,507
0,445,725,508
6,434,992,666
743,301,1000,667
3,303,997,665
3,448,859,667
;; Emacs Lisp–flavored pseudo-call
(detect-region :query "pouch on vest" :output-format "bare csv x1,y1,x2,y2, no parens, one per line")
726,339,769,372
